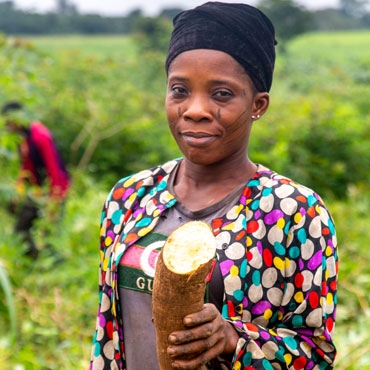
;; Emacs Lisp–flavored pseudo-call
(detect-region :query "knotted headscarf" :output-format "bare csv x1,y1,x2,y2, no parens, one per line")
165,2,277,92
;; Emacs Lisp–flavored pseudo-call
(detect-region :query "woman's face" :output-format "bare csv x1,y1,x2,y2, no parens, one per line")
166,49,269,166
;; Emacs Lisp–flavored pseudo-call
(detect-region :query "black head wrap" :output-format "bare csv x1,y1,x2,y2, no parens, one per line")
165,2,277,92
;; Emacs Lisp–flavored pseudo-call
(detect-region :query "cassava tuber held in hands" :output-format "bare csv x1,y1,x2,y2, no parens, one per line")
152,220,217,370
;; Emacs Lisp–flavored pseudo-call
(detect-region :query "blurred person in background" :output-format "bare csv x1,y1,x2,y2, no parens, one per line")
2,101,70,258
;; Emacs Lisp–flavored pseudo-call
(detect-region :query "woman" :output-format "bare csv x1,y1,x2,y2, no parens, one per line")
90,2,337,369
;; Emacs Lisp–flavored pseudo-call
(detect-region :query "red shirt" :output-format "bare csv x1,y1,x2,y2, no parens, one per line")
19,121,70,199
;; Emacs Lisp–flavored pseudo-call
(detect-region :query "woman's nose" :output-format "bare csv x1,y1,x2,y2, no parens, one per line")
182,95,213,122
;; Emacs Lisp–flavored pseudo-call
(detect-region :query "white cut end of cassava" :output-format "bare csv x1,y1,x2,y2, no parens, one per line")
162,220,216,274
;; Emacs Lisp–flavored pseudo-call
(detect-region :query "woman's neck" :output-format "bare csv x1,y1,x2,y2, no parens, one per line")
173,157,257,211
179,156,256,186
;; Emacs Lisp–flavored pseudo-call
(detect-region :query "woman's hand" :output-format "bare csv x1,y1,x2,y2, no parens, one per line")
167,303,239,369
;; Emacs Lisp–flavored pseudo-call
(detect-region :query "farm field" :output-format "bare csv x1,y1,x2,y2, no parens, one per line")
1,30,370,369
22,34,138,59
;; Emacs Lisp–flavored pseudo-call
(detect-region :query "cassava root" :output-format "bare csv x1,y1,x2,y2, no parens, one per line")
152,221,217,370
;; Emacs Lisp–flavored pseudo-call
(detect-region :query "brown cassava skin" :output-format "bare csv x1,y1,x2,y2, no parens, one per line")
152,248,213,370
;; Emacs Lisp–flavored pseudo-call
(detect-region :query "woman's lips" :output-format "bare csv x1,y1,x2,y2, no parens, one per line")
181,132,217,146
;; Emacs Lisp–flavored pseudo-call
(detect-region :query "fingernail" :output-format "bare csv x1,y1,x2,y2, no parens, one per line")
167,347,174,355
183,317,192,325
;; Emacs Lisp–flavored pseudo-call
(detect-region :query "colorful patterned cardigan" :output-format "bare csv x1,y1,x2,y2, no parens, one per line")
90,159,337,370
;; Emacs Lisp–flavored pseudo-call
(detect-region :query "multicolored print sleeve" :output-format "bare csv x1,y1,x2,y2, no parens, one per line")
226,186,338,369
90,183,127,370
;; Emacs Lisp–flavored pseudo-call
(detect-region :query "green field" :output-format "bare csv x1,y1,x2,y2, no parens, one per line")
24,30,370,60
288,30,370,59
1,31,370,369
22,34,138,60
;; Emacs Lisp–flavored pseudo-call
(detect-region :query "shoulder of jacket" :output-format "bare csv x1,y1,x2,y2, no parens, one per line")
107,159,179,201
256,164,322,204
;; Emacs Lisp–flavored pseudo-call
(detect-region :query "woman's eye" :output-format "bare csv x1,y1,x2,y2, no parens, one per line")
171,86,187,95
214,90,232,99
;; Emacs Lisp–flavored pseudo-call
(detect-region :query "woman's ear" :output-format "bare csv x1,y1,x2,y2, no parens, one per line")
252,92,270,119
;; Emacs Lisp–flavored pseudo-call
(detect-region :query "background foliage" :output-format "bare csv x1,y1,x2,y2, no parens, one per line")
0,14,370,370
